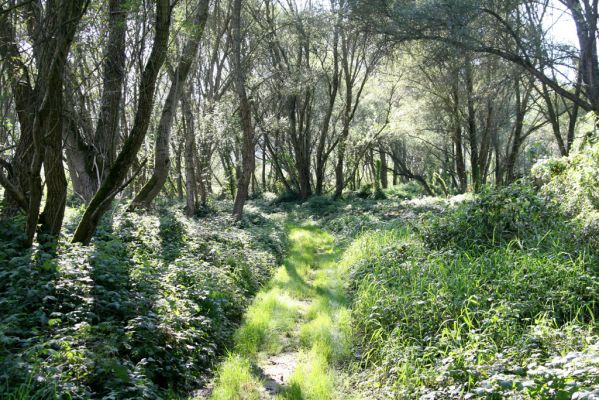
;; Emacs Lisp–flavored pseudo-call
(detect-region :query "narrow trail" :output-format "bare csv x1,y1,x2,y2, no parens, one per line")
207,223,353,400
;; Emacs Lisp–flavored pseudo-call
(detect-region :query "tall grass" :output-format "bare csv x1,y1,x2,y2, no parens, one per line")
346,226,599,398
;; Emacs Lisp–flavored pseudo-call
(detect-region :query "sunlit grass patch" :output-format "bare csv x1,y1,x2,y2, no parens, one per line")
345,221,599,398
280,346,334,400
211,224,348,399
234,288,301,355
210,355,262,400
299,307,352,363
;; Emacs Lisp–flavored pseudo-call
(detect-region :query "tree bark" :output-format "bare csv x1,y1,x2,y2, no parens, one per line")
182,96,197,217
24,0,88,245
465,56,480,192
231,0,254,220
315,10,340,195
379,145,388,189
72,0,172,244
129,0,210,210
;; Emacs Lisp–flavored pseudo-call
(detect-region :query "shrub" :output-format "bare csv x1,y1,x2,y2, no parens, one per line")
420,183,567,251
532,142,599,256
345,228,599,399
532,142,599,215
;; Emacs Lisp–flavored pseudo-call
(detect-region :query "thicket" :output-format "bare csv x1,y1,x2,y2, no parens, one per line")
344,145,599,399
0,202,285,399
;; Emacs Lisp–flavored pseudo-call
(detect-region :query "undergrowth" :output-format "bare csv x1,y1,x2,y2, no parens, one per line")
0,200,285,399
342,157,599,399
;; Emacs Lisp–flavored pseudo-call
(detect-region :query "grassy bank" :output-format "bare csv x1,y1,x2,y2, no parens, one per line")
342,185,599,398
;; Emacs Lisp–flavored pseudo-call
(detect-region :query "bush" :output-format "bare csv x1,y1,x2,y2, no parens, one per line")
532,142,599,215
532,142,599,256
384,182,425,200
356,184,373,199
420,184,566,251
345,228,599,399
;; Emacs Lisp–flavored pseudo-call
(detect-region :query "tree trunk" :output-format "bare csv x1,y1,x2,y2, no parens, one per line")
129,0,210,210
465,56,480,192
182,96,197,216
451,77,467,193
379,146,388,189
315,13,340,195
94,0,128,184
62,0,128,204
334,139,347,199
506,79,526,183
175,136,184,201
72,0,172,244
28,0,88,245
0,9,36,214
231,0,255,220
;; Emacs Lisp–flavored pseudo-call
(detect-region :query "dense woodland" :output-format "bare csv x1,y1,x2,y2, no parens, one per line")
0,0,598,399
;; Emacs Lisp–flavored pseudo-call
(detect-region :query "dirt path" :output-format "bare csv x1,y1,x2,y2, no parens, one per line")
204,223,353,399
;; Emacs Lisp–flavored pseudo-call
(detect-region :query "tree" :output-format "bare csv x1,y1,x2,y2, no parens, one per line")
0,0,88,246
350,0,597,116
129,0,210,211
231,0,254,220
64,0,128,204
72,0,173,244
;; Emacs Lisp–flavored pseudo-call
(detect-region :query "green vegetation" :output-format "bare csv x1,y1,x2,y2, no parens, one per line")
1,149,598,399
0,201,285,399
210,224,352,399
2,0,599,397
342,145,599,398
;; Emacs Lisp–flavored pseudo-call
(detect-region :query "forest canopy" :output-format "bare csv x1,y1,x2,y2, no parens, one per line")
0,0,596,246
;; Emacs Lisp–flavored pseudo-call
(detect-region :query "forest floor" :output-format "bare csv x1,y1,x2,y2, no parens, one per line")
206,222,356,399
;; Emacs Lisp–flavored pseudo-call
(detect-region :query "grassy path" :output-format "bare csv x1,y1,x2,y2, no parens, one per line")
208,223,352,399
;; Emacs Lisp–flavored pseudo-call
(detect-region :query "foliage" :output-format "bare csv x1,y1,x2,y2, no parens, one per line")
0,202,284,399
384,182,425,200
344,223,598,398
210,355,262,400
420,183,569,252
210,224,351,400
532,142,599,255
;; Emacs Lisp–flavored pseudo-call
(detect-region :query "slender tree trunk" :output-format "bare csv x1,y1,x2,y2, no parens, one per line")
334,139,347,199
182,96,197,216
231,0,254,220
379,146,388,189
175,137,184,201
506,80,526,183
94,0,128,184
451,77,467,193
129,0,210,210
261,142,267,192
73,0,172,244
465,56,480,192
315,13,340,195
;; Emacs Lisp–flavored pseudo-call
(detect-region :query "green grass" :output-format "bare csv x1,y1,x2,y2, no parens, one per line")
210,355,262,400
282,347,334,400
234,288,301,355
210,223,353,399
345,226,599,398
